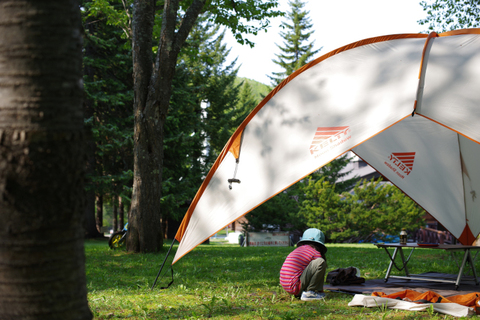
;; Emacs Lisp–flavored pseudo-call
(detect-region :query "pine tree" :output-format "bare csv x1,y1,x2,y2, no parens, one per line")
269,0,321,86
309,153,359,193
236,81,258,120
83,1,134,236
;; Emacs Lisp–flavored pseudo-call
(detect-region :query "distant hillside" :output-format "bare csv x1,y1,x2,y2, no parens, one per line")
235,77,272,104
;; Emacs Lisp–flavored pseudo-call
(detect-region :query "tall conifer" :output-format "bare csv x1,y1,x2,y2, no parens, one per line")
269,0,321,86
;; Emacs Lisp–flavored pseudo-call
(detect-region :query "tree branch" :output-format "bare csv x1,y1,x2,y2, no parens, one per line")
121,0,132,38
173,0,207,55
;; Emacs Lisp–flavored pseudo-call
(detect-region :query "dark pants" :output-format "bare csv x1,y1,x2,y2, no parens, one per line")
300,258,327,293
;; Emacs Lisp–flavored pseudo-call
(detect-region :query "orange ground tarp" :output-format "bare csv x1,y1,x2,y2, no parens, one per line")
372,289,480,311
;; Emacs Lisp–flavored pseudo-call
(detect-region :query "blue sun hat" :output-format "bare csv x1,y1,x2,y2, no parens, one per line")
297,228,327,252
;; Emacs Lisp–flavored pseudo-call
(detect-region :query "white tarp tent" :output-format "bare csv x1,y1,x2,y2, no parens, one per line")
172,29,480,265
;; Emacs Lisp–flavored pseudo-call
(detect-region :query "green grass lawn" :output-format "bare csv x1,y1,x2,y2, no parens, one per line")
86,239,474,319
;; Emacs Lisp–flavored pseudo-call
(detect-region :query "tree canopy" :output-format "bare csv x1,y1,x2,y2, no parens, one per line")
419,0,480,32
299,178,425,243
82,0,283,251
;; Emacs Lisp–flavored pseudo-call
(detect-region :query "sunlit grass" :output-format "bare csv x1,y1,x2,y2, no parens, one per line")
86,239,473,319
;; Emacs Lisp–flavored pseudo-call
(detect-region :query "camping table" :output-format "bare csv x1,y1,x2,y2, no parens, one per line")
375,243,480,290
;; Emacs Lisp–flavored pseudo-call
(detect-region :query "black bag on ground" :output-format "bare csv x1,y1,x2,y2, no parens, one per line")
327,267,365,285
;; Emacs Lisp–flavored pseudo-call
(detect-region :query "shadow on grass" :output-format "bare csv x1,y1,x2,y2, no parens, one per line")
86,240,457,291
85,240,458,319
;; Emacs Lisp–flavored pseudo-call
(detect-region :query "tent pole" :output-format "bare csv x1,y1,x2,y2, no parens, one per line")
151,238,176,290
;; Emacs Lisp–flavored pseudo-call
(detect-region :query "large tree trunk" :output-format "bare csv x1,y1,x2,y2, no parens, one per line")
84,160,101,237
83,4,103,239
128,0,206,253
128,0,163,252
119,196,125,228
96,194,103,233
84,189,100,238
113,195,118,232
0,1,92,319
84,110,101,238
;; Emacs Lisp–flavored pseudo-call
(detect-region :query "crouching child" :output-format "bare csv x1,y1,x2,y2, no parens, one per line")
279,228,327,301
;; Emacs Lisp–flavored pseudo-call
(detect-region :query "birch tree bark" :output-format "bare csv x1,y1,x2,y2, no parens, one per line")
0,1,92,318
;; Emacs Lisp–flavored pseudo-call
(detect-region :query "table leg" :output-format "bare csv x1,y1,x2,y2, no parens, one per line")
455,249,470,290
467,250,479,285
399,247,409,276
384,247,399,282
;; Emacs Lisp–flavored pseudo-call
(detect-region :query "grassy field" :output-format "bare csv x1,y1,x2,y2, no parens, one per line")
86,238,472,319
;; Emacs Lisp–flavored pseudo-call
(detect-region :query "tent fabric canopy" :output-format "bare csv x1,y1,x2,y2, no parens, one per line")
173,28,480,265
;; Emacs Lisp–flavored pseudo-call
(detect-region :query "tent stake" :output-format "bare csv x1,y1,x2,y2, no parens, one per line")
151,238,176,290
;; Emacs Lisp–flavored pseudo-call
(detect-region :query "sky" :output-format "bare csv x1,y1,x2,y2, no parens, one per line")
224,0,428,85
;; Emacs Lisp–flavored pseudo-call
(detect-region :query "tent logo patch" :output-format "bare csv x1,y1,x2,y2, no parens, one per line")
384,152,415,179
310,126,351,158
